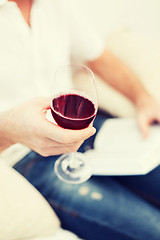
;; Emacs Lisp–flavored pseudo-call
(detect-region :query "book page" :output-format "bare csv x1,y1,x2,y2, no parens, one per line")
84,118,160,175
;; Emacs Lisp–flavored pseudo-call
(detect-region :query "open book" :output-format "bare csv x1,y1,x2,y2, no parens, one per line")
84,118,160,175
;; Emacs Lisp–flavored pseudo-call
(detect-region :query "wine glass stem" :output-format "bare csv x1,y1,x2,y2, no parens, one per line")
69,152,80,169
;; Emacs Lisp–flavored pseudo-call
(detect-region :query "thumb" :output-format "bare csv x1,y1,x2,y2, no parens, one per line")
34,96,52,111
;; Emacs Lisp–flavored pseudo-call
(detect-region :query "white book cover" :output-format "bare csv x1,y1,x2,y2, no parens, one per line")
84,118,160,175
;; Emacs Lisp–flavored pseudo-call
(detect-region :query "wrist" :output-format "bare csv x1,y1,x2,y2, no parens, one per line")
0,110,15,152
135,92,155,110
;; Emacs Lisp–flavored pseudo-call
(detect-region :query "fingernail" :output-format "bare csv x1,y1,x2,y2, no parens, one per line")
142,130,148,139
91,127,96,136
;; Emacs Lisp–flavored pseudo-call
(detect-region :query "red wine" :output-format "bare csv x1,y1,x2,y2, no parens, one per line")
51,93,96,130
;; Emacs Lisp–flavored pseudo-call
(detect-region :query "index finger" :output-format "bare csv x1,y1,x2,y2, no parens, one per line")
41,118,96,144
137,114,150,139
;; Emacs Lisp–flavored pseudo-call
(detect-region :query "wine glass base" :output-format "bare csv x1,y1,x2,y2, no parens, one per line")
54,152,92,184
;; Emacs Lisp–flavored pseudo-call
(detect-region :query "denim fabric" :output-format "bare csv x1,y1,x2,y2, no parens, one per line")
13,110,160,240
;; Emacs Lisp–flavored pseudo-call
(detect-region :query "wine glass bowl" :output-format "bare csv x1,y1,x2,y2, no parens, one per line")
51,65,97,183
51,92,96,130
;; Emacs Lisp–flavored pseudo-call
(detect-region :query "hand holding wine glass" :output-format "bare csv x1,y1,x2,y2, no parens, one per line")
51,65,98,184
0,97,95,155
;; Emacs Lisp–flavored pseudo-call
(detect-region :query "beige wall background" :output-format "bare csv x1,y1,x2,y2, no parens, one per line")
81,0,160,40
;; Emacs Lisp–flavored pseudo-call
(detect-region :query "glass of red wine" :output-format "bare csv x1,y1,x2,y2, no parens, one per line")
51,64,97,184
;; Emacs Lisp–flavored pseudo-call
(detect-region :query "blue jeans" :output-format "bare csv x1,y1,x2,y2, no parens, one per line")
13,110,160,240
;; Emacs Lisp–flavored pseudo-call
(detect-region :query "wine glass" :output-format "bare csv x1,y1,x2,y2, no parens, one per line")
51,64,98,184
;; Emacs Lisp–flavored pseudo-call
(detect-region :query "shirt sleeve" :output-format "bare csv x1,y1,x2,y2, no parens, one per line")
67,0,105,63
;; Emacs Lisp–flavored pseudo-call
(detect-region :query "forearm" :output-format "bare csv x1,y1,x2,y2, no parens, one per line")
88,49,152,108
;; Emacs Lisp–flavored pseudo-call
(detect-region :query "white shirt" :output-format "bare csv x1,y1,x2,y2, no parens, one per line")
0,0,104,164
0,0,104,111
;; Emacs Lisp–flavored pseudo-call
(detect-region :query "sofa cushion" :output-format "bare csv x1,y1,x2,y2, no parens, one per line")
0,161,60,240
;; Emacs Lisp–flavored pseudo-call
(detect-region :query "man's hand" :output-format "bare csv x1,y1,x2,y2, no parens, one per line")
136,96,160,138
0,97,96,156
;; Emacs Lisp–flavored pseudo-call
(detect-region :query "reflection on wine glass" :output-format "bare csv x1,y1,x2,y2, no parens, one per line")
51,64,97,184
